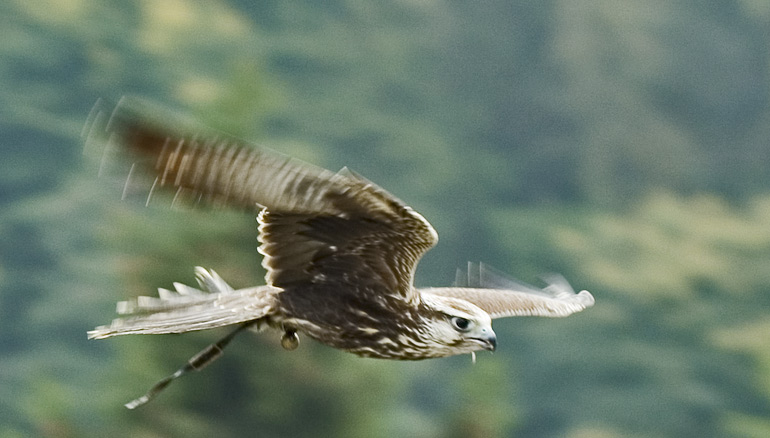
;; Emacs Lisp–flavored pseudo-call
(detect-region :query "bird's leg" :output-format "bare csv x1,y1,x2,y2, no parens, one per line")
124,321,256,409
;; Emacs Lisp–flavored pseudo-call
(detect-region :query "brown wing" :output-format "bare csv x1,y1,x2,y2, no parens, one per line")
86,97,349,213
85,97,438,303
420,263,594,318
258,201,436,304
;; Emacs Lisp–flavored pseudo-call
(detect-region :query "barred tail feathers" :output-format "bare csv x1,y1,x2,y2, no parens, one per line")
88,267,278,339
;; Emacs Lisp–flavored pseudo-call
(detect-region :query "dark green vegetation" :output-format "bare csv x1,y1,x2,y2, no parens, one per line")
2,1,770,437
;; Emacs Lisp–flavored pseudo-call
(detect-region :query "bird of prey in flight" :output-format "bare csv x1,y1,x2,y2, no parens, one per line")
85,98,594,409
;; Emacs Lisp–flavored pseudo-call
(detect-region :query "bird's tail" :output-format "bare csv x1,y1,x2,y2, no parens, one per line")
88,267,278,339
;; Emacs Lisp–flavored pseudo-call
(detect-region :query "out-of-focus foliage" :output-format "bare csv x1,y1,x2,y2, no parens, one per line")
488,192,770,437
2,1,770,437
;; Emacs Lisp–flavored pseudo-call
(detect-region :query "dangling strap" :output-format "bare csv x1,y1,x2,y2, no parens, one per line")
125,321,256,409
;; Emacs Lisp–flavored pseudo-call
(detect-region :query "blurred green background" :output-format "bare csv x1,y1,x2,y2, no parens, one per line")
3,1,770,437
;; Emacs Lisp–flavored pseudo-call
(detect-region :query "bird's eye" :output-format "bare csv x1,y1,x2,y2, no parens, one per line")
451,317,472,332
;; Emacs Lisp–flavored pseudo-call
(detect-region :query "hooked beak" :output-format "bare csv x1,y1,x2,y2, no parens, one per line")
471,331,497,352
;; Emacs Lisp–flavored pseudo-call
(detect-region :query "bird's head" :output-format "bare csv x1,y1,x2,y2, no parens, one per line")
419,293,496,357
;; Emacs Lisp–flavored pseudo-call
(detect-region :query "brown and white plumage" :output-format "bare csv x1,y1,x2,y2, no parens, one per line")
85,97,594,407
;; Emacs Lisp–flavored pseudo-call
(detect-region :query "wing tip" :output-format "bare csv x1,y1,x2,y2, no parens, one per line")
576,289,595,308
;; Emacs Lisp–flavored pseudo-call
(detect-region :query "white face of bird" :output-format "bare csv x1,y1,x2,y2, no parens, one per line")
420,294,497,356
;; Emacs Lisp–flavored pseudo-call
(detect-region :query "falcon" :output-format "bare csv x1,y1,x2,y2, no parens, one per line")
85,98,594,409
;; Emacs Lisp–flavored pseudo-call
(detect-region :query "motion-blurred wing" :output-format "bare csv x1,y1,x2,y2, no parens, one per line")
422,263,594,319
84,98,438,304
85,97,351,213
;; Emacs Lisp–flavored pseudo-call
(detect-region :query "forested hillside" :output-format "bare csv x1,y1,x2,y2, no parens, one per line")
2,1,770,437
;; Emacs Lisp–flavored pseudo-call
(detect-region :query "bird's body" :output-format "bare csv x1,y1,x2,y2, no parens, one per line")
85,97,594,407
